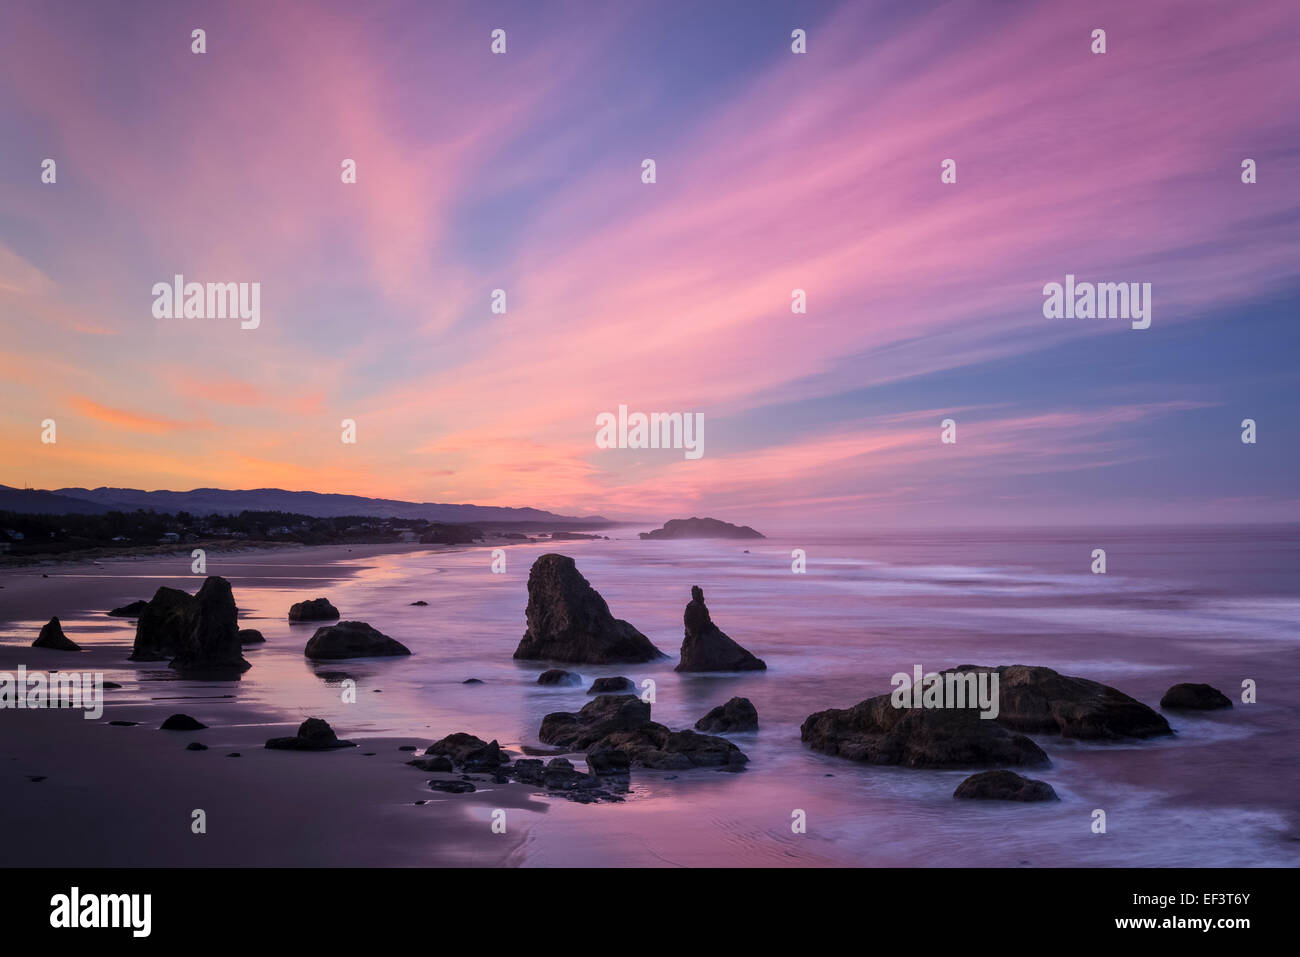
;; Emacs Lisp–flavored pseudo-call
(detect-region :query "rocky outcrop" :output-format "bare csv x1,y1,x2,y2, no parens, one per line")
639,517,764,540
1161,683,1232,710
238,628,265,645
288,598,339,622
801,693,1050,768
303,621,411,660
695,696,758,733
538,669,582,686
954,769,1059,802
588,676,635,694
160,713,207,731
676,586,765,672
513,554,664,664
129,586,195,661
948,665,1172,739
107,600,148,618
265,717,356,750
539,694,748,770
168,577,249,675
33,617,80,651
420,733,506,771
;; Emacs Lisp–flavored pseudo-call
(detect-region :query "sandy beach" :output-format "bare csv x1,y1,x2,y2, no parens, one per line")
0,543,540,867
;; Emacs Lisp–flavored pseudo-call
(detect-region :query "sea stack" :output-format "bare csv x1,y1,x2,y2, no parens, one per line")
168,576,251,676
33,617,80,652
513,554,664,664
676,586,765,672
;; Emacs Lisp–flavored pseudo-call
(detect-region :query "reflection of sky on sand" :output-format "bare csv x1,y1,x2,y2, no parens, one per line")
5,528,1298,867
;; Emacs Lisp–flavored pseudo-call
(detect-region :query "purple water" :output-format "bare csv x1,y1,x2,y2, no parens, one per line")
9,525,1299,866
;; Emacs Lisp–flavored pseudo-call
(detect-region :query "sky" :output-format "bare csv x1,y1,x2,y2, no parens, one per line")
1,0,1298,530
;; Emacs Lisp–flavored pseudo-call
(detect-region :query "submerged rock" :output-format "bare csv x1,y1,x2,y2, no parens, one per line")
538,668,582,687
168,577,250,675
539,694,747,771
265,717,356,750
33,617,80,652
288,597,340,622
237,628,265,645
428,780,476,794
107,600,148,618
587,676,635,694
695,696,758,733
954,769,1059,802
948,665,1172,739
676,586,765,672
304,621,411,660
801,694,1049,769
513,554,664,664
1161,682,1233,710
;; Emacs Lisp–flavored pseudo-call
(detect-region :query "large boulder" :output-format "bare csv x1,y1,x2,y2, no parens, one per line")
948,665,1172,739
129,586,195,661
237,628,265,645
695,696,758,733
538,669,582,686
168,577,250,675
801,693,1049,769
588,676,635,694
1160,683,1232,710
266,717,356,750
676,586,765,672
304,621,411,660
513,554,664,664
288,598,339,622
539,694,747,770
954,769,1059,802
421,733,506,771
33,617,80,651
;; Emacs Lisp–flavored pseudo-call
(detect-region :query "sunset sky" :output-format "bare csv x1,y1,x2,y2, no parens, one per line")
1,0,1297,529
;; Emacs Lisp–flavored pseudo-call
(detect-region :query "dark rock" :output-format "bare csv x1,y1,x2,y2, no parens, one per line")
800,694,1049,769
265,717,356,750
108,720,138,727
462,678,484,684
161,713,207,731
948,665,1172,739
410,600,429,606
185,742,208,751
424,732,505,770
676,586,765,672
237,628,265,645
639,517,764,540
129,586,194,661
288,597,340,622
107,600,148,618
539,694,747,770
513,554,664,664
33,617,80,652
226,752,241,758
304,621,411,660
954,769,1059,802
587,676,635,694
510,758,546,784
428,779,476,794
586,748,632,775
409,755,455,772
398,745,417,751
168,577,250,676
695,696,759,733
1161,682,1233,710
538,668,582,687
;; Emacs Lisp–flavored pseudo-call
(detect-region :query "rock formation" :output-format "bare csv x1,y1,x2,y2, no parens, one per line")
513,554,664,663
168,577,249,675
289,597,340,622
1160,682,1232,710
676,586,765,672
265,717,356,750
953,769,1059,801
639,517,764,540
33,617,80,651
695,696,758,733
303,621,411,660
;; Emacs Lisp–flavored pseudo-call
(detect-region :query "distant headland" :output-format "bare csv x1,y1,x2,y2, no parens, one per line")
638,517,764,540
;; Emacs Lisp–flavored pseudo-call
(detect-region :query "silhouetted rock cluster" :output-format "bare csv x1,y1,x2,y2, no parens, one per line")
128,579,249,676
